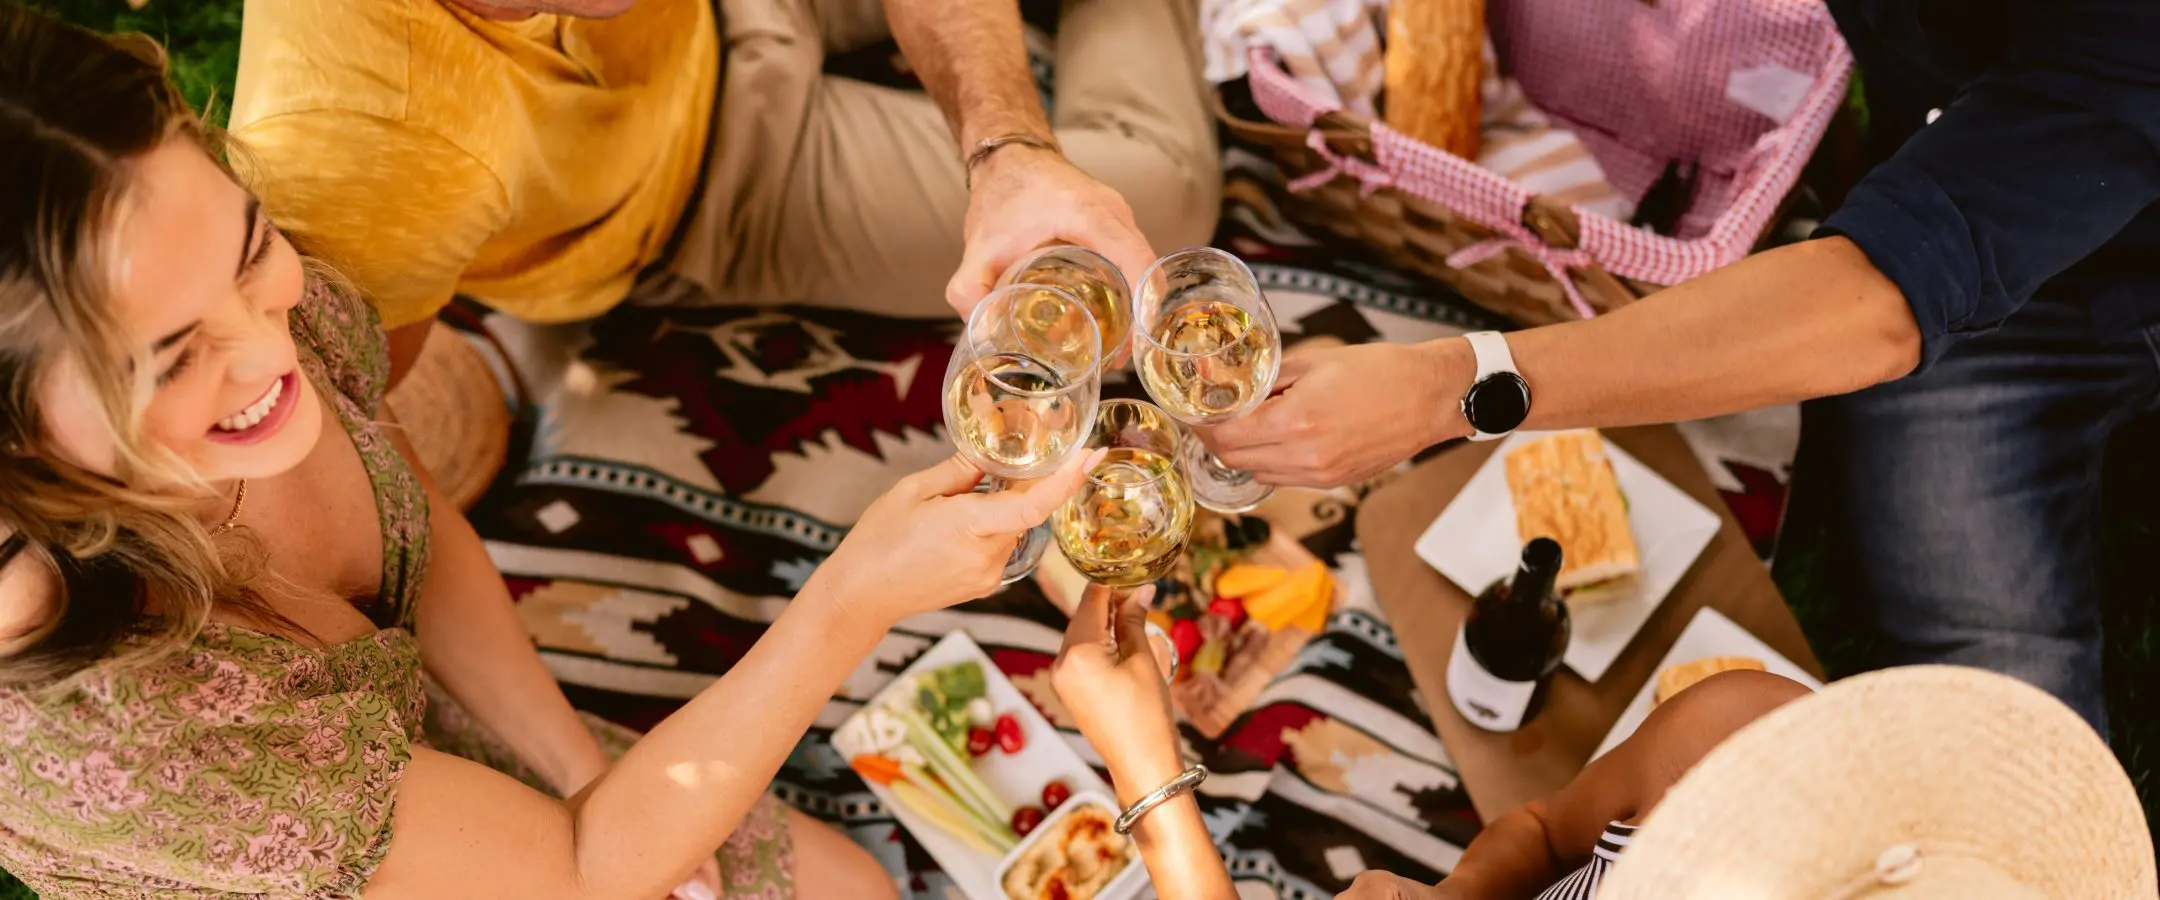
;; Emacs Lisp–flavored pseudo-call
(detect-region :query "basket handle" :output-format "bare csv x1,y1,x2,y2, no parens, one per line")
1519,197,1642,312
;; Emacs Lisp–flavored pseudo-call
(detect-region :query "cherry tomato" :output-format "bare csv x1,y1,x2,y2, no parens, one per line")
966,727,995,757
1011,806,1047,838
994,713,1025,754
1041,780,1073,811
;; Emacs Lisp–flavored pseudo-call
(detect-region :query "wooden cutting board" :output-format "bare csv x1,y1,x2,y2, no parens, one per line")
1358,424,1822,820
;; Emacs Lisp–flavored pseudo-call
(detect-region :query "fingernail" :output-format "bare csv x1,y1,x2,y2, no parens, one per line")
675,880,718,900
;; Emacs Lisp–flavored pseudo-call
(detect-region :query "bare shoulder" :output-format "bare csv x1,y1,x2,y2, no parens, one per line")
0,533,56,655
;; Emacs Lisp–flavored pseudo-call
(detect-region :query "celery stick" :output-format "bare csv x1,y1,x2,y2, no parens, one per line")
897,704,1012,825
902,761,1016,850
890,781,1003,856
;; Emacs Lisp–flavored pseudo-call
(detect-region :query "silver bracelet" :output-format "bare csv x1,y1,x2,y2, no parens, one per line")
1114,765,1208,835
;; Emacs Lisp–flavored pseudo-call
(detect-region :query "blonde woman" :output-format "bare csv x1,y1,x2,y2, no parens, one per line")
0,8,1092,899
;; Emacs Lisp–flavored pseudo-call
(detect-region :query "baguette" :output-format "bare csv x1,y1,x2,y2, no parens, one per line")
1504,430,1641,602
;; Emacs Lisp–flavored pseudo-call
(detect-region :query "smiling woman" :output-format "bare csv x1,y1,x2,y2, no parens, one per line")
0,11,1093,899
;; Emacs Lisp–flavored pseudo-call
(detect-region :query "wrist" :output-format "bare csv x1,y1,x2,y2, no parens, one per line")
1104,742,1186,807
796,564,899,644
1420,338,1478,444
967,138,1062,190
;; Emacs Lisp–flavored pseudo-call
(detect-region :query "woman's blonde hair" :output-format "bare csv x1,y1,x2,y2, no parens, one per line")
0,6,283,685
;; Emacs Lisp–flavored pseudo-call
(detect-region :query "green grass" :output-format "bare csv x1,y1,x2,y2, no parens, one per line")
27,0,241,127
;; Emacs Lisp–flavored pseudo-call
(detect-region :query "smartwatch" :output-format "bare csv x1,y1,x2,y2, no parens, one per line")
1459,331,1531,442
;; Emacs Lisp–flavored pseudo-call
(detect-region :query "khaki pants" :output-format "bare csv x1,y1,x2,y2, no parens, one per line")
668,0,1221,317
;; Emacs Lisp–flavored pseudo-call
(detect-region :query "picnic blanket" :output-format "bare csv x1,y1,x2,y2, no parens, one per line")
463,140,1798,898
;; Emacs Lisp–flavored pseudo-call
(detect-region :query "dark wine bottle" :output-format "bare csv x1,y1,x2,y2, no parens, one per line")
1446,537,1572,733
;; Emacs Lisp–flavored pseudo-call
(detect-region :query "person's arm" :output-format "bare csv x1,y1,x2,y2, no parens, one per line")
1207,236,1918,486
1236,51,2160,478
362,454,1095,899
1051,586,1237,900
1208,1,2160,488
383,412,610,797
881,0,1157,313
1334,671,1811,900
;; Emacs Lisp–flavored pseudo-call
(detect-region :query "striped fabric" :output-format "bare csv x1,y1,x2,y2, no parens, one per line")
1534,822,1637,900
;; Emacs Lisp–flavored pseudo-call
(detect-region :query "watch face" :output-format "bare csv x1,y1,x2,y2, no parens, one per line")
1465,372,1531,435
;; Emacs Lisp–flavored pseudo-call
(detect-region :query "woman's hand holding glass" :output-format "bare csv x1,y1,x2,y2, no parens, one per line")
816,451,1102,632
1051,583,1184,803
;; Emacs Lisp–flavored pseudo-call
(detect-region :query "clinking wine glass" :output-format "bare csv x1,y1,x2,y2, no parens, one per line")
1051,399,1196,590
997,244,1133,371
1131,247,1281,512
942,283,1105,584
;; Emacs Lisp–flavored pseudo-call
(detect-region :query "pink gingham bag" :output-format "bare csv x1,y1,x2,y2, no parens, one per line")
1215,0,1852,324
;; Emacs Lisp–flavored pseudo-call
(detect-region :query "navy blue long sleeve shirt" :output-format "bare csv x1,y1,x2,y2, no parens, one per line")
1816,0,2160,372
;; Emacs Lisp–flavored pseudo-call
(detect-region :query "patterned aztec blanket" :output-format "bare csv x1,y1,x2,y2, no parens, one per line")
461,82,1801,900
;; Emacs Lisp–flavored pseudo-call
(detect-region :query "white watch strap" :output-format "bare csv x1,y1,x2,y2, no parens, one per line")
1464,331,1518,382
1462,331,1520,442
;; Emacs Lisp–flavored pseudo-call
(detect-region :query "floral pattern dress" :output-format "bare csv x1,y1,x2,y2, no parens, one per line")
0,284,793,899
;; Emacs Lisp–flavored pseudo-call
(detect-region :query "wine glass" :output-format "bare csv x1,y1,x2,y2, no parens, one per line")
1051,399,1196,589
998,244,1132,371
1131,247,1281,512
943,283,1105,583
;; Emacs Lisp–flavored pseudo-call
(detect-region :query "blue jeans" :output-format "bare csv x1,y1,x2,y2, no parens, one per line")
1806,288,2160,733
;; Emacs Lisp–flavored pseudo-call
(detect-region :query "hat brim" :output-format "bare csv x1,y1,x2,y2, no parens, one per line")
1601,665,2154,898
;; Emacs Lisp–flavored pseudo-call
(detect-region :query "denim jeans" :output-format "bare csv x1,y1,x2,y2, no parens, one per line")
1805,287,2160,734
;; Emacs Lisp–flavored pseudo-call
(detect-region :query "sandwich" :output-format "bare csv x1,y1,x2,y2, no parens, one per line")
1654,655,1766,706
1504,430,1641,603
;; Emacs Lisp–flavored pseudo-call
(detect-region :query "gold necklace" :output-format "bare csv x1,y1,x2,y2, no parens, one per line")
211,479,248,535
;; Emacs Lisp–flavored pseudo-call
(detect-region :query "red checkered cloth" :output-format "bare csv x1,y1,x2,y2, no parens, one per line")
1248,0,1850,315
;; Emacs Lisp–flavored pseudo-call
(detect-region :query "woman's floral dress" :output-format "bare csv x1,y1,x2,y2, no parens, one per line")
0,284,793,899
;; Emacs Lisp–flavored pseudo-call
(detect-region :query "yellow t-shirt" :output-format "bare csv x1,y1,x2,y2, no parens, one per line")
230,0,718,328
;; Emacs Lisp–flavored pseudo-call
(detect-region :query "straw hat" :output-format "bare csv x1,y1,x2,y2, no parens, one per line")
1601,665,2155,899
383,322,511,510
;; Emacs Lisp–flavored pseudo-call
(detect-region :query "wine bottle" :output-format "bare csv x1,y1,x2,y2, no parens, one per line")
1446,537,1571,733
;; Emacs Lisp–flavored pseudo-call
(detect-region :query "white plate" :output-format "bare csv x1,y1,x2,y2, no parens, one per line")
1589,607,1824,761
991,789,1146,900
832,631,1147,900
1413,431,1722,682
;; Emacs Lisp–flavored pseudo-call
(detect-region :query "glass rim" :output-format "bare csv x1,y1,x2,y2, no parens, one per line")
1000,244,1132,297
960,282,1103,398
1083,398,1184,489
1131,247,1274,361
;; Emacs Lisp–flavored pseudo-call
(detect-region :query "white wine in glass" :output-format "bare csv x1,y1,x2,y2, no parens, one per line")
1052,400,1195,589
999,244,1132,370
944,351,1085,474
1132,247,1281,512
1137,299,1278,423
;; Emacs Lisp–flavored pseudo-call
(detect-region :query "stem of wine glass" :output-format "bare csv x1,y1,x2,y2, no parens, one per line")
1179,434,1276,513
979,476,1050,584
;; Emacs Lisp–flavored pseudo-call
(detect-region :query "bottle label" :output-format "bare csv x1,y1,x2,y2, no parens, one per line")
1446,624,1536,732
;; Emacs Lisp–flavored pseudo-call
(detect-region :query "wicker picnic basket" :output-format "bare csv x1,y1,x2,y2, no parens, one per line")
1216,0,1852,326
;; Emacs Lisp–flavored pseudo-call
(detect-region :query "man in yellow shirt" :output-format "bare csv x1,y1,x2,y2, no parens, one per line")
231,0,1218,384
